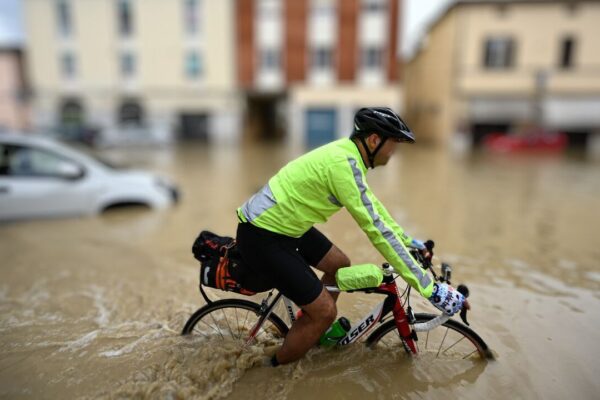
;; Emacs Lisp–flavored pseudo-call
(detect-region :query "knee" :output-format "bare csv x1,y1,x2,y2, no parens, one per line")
327,248,351,270
339,253,351,268
332,246,351,269
329,253,350,275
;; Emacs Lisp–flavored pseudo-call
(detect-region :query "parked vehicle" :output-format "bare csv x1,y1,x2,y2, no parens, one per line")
0,133,179,222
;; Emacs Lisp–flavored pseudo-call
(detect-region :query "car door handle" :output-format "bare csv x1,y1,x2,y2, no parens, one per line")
0,186,9,194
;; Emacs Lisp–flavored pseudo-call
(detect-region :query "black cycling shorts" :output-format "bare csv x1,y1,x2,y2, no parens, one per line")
236,222,333,306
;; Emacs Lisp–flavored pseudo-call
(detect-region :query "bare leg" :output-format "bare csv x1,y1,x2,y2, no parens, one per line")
315,245,351,302
274,287,336,364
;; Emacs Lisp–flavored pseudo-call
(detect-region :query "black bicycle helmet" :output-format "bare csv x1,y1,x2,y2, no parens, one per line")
351,107,415,168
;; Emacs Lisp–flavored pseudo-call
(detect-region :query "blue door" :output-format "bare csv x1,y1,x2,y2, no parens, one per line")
306,109,337,149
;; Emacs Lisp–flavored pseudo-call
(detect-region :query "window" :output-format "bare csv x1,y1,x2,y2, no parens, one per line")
496,4,508,17
565,3,579,15
60,52,76,79
120,52,136,78
257,0,280,19
311,47,333,69
260,48,280,70
559,37,575,69
185,51,202,78
0,145,9,175
361,47,383,69
118,0,133,37
60,99,84,126
312,0,335,17
184,0,200,35
483,37,515,69
118,100,144,127
56,0,72,37
0,145,82,178
362,0,386,13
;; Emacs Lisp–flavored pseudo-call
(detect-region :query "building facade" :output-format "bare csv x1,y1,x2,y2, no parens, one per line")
24,0,240,145
404,0,600,152
23,0,403,147
236,0,403,148
0,47,30,132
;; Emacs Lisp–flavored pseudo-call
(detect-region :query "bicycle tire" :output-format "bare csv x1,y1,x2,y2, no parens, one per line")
181,299,289,344
366,313,493,360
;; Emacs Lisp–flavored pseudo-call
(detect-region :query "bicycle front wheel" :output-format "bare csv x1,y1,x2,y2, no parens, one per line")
181,299,289,345
366,313,493,360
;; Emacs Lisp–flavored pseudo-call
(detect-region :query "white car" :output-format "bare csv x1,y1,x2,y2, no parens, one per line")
0,133,179,222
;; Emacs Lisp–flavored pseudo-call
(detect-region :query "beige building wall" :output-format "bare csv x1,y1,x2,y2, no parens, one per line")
0,50,30,131
458,2,600,95
405,0,600,146
405,8,457,143
288,84,402,148
24,0,240,144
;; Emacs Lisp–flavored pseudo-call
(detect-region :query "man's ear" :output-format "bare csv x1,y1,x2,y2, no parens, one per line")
370,133,380,147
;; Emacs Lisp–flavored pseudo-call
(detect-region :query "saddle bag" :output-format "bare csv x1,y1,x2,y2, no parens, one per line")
192,230,257,296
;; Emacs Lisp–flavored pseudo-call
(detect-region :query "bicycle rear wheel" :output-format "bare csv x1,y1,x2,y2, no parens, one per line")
181,299,289,345
366,313,493,360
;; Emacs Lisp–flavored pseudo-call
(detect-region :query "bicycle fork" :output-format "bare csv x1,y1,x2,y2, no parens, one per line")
392,298,418,354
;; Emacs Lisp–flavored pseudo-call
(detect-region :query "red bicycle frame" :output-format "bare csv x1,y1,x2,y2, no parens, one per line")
377,280,418,353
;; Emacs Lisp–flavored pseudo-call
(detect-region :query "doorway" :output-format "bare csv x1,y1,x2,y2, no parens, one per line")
244,94,285,142
180,113,209,141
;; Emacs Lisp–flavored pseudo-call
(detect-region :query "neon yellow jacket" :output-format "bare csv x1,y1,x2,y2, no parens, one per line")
237,138,433,298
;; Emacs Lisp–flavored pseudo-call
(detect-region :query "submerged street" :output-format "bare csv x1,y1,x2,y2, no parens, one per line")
1,142,599,399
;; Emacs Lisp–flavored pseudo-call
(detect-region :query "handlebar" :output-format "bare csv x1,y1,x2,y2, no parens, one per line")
404,239,473,326
413,314,450,332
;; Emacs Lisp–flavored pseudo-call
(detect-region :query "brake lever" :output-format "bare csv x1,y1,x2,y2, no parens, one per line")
460,308,469,326
457,284,470,326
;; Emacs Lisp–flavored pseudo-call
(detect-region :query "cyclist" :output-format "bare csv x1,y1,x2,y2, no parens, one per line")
236,107,467,366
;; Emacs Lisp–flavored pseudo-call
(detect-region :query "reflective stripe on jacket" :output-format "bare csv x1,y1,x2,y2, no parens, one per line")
237,138,433,298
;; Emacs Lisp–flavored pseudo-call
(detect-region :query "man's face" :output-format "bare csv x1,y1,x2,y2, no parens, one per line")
371,135,401,167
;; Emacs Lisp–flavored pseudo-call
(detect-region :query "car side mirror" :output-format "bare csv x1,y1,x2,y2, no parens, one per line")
57,161,84,180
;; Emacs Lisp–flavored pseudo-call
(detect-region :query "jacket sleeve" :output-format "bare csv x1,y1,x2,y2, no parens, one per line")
328,157,433,298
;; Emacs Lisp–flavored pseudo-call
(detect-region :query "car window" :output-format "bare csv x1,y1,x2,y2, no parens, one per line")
0,145,9,176
4,144,81,178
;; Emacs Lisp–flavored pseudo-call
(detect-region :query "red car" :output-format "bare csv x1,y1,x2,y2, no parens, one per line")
483,131,567,153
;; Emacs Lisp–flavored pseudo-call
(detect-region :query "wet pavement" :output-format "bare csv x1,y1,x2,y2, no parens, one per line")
1,142,599,399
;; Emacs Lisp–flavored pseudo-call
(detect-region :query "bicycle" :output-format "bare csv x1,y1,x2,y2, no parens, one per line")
181,246,494,361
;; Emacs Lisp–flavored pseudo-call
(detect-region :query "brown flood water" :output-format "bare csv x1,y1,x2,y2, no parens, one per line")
1,143,599,399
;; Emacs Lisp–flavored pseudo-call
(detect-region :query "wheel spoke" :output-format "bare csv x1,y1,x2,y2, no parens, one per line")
415,336,420,353
192,324,210,338
220,308,236,339
183,301,285,342
436,327,450,358
441,335,466,355
370,316,487,360
207,312,225,340
255,324,270,340
233,307,242,340
462,349,478,359
240,309,251,336
396,330,401,347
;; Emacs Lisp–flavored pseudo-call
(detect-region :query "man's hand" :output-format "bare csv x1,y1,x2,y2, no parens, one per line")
409,238,425,250
429,282,466,316
409,238,432,259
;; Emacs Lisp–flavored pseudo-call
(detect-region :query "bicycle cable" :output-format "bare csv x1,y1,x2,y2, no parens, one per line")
401,286,411,309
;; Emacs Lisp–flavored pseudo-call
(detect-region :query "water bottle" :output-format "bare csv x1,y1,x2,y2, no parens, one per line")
319,317,351,347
